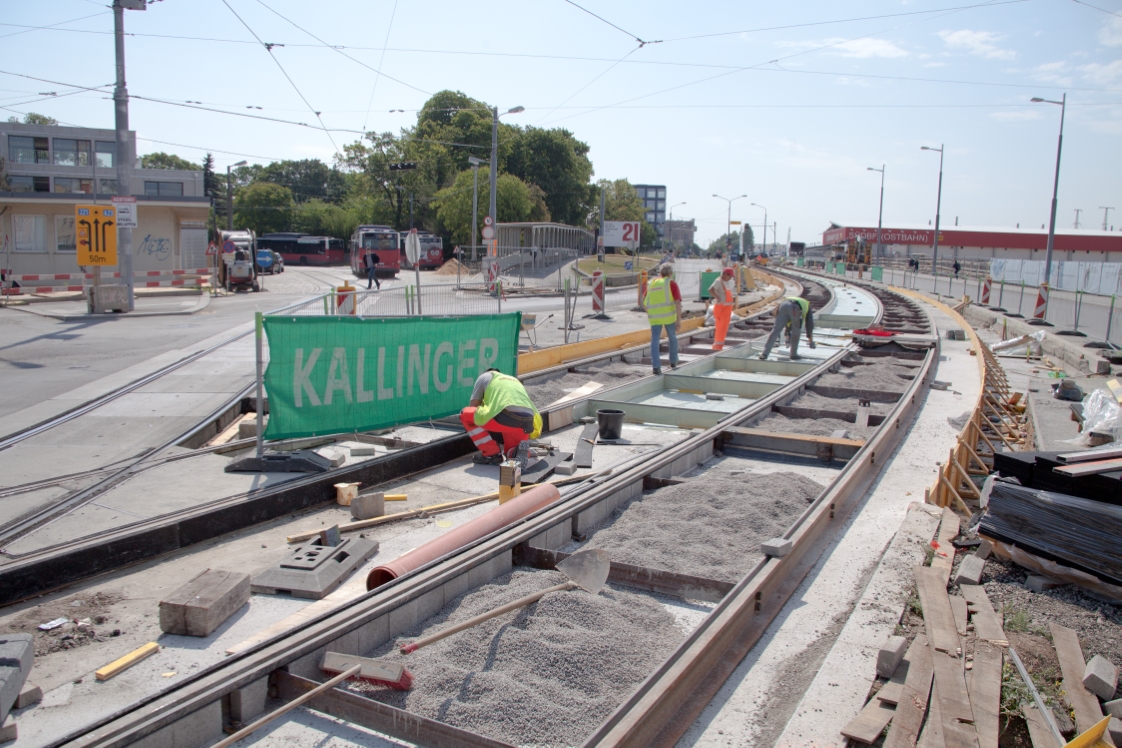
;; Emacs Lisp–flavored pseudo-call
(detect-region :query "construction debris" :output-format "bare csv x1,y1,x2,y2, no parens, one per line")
95,642,159,681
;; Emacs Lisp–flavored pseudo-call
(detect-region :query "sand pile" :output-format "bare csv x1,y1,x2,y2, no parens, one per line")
753,412,877,439
434,258,468,276
579,473,824,583
816,358,913,392
789,389,896,416
354,569,683,746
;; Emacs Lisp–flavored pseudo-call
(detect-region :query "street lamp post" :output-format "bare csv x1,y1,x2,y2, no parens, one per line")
714,194,747,259
751,202,768,256
867,165,885,258
668,202,686,253
1031,95,1066,290
487,105,524,258
468,155,488,262
921,145,944,285
226,160,247,231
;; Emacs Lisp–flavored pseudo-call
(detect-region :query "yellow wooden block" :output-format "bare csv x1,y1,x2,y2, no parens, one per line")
96,642,160,681
384,494,407,501
498,484,522,504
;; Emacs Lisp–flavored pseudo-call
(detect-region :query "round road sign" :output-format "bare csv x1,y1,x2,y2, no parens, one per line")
483,216,493,227
222,240,236,253
481,226,495,240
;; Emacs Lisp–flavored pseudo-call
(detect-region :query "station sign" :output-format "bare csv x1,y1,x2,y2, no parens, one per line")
603,221,640,248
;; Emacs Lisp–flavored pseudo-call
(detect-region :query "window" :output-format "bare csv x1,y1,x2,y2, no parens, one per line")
56,216,76,253
657,188,666,198
53,177,94,194
98,178,118,194
646,212,655,223
144,181,184,197
656,200,665,211
636,188,647,199
13,215,46,253
53,138,92,166
7,175,50,193
8,136,49,164
95,141,115,168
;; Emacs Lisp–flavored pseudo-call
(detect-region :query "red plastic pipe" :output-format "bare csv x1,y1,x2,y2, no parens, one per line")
366,483,562,590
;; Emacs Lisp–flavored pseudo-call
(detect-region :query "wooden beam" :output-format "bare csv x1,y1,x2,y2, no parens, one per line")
95,642,160,681
969,642,1003,748
1053,457,1122,477
841,698,897,744
883,635,935,748
1049,623,1111,741
960,584,1009,647
915,565,961,654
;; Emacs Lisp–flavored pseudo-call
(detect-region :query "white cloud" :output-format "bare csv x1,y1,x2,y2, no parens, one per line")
1098,16,1122,47
777,37,908,58
936,29,1016,60
1032,61,1073,86
1080,59,1122,85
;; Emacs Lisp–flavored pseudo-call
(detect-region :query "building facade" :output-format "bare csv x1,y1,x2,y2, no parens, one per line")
633,184,666,245
1,122,210,275
665,219,696,250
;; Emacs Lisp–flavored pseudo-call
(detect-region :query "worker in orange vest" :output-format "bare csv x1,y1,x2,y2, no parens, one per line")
709,267,736,350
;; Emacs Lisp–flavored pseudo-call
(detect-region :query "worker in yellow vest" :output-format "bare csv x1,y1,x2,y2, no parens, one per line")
709,267,736,350
460,369,543,465
759,295,816,360
642,264,682,375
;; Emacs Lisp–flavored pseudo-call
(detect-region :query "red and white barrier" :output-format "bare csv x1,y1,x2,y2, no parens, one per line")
980,276,991,305
592,270,606,313
487,261,501,293
2,268,210,295
1033,283,1049,320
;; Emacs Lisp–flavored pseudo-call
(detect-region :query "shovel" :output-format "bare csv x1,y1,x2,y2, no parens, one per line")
400,548,611,654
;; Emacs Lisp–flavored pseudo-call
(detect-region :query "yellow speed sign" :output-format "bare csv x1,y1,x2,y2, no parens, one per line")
76,204,118,266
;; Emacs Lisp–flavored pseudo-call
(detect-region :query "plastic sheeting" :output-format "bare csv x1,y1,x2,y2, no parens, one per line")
980,481,1122,585
990,259,1122,295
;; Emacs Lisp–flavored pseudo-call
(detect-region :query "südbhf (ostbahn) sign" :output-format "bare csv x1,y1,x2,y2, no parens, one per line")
75,205,118,266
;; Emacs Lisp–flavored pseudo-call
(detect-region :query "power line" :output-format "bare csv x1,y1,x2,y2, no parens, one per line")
360,0,400,132
1070,0,1122,16
560,0,659,46
534,44,642,126
0,11,110,41
218,0,340,155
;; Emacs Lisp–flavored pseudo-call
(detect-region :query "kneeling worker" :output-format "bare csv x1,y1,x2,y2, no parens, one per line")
760,295,816,360
460,368,542,465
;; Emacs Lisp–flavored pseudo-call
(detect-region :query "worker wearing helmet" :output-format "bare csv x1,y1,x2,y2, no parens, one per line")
460,369,542,465
709,267,736,350
759,295,816,360
642,264,682,375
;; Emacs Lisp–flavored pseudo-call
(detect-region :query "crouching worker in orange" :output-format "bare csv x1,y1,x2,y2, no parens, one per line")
709,267,736,350
460,368,543,465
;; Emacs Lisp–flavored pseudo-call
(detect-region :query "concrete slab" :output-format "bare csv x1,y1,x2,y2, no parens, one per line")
699,370,796,385
631,390,748,413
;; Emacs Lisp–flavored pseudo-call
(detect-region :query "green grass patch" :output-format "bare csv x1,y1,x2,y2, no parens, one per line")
576,254,659,275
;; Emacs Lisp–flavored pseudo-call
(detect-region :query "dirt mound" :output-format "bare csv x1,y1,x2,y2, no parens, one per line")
435,258,468,276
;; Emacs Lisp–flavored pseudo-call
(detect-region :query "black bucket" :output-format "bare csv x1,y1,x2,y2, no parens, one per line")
596,408,625,441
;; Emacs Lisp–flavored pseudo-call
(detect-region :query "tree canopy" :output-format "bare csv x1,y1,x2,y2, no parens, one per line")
140,152,199,171
7,112,57,125
234,182,294,235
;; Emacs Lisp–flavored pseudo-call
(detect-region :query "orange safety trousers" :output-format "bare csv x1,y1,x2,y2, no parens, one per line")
459,406,530,458
712,288,733,350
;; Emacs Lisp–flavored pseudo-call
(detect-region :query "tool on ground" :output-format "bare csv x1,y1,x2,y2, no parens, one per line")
320,652,413,691
213,664,361,748
400,548,611,654
1009,646,1066,746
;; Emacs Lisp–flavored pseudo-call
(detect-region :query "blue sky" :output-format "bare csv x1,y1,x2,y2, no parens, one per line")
1,0,1119,245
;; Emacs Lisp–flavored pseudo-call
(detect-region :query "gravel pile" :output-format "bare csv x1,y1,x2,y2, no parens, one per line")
578,473,824,582
816,359,914,392
753,412,878,439
788,389,896,415
526,360,648,407
353,569,683,746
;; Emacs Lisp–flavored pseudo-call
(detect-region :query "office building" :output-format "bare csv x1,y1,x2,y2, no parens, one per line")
665,219,696,250
634,184,666,245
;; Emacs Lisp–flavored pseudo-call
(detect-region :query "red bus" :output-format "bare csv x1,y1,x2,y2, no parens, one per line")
400,231,445,270
258,233,345,266
350,225,401,278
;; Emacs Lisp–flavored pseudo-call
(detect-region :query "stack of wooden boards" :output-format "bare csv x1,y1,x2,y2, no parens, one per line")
994,447,1122,505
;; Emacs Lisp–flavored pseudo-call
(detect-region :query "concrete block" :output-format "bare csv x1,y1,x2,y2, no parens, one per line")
252,538,379,599
1083,655,1119,701
159,569,250,637
954,555,986,586
1097,359,1113,376
237,418,265,439
227,677,268,724
528,522,570,551
351,492,384,520
1109,717,1122,746
761,537,793,557
0,715,15,744
129,699,223,748
349,446,380,457
554,461,577,476
975,538,993,560
0,634,33,722
877,636,908,679
1105,697,1122,718
1025,575,1065,593
14,682,41,709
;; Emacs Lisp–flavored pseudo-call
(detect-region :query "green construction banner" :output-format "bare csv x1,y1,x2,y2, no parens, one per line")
262,314,522,440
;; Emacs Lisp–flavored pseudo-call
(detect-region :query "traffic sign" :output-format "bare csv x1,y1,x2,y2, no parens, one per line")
730,220,742,226
603,221,640,249
222,240,236,253
206,242,216,256
111,196,137,228
483,216,493,227
404,229,421,264
75,205,118,266
481,225,495,241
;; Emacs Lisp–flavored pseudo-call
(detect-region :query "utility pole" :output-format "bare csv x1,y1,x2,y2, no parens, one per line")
921,145,944,278
1102,206,1116,231
488,105,523,257
468,156,486,262
599,185,607,259
868,165,885,258
113,0,144,311
1073,208,1082,229
1031,94,1066,287
226,160,246,231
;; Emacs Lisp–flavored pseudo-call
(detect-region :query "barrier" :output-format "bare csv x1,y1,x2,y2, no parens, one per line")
1029,283,1050,325
980,277,991,305
591,270,605,313
2,267,210,295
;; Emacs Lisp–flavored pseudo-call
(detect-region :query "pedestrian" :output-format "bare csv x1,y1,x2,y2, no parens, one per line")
953,260,961,278
642,264,682,375
362,250,380,290
759,295,817,361
460,368,542,465
709,267,736,350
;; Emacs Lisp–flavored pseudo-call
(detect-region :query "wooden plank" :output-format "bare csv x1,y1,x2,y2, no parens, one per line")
840,697,897,743
959,584,1009,646
574,423,598,468
1022,705,1062,748
949,594,969,637
721,426,865,460
521,451,572,484
1057,446,1122,464
1050,623,1111,742
919,682,944,748
930,508,960,586
915,565,961,654
723,426,866,448
876,680,905,705
95,642,159,681
1053,457,1122,477
544,380,603,409
931,647,979,748
969,642,1003,748
158,568,250,637
884,635,935,748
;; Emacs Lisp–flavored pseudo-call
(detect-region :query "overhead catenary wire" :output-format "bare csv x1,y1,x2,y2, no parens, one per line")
1070,0,1122,16
358,0,401,131
560,0,659,46
0,11,111,41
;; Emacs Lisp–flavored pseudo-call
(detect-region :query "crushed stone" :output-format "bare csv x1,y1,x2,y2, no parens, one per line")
525,360,648,407
578,473,825,583
353,568,683,746
817,359,914,392
752,412,878,440
789,389,895,416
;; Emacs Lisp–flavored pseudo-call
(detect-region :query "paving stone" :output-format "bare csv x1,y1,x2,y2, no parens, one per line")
1083,655,1119,702
953,555,985,586
0,714,15,743
1109,717,1122,746
975,538,993,560
1025,575,1065,593
351,492,385,521
877,635,908,678
0,634,33,722
1105,697,1122,719
14,682,40,710
761,537,793,557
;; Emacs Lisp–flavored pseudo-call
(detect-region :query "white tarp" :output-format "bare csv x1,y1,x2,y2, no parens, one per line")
990,259,1122,296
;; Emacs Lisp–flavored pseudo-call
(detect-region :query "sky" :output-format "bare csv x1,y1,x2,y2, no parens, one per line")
1,0,1119,246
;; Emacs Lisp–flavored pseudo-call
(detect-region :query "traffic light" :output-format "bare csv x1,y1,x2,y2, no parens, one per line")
388,162,417,171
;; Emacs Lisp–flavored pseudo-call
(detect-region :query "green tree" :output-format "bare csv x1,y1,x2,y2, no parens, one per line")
234,182,294,235
258,159,346,203
706,228,752,255
506,126,594,226
433,168,537,246
140,152,199,171
338,133,443,232
7,112,57,125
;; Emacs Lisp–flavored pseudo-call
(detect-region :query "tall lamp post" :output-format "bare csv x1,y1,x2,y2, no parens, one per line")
226,160,247,231
750,202,768,255
487,105,524,257
920,145,944,285
668,202,686,253
713,194,747,258
467,155,488,262
1030,94,1066,293
867,165,885,258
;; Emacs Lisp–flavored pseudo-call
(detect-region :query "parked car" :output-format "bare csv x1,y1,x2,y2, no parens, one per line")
256,249,283,274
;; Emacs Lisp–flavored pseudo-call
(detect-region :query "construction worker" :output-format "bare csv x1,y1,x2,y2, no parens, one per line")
460,368,542,465
709,267,736,350
643,264,682,375
759,295,816,360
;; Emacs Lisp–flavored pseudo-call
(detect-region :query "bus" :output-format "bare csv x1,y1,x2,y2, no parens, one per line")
258,233,345,266
350,225,401,278
400,231,445,270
